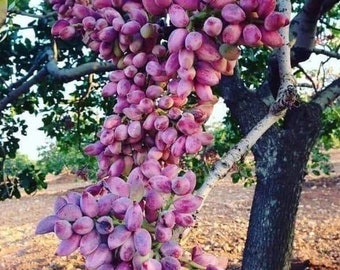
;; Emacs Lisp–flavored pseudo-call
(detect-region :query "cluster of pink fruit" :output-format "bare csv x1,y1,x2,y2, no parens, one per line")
36,170,205,269
36,0,289,269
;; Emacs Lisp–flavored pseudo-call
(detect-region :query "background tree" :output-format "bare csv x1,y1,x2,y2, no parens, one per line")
36,141,97,179
0,0,339,270
0,0,115,197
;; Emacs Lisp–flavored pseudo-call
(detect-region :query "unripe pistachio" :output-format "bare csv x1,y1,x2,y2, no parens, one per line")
222,24,243,45
203,16,223,37
169,4,190,28
260,27,284,47
57,203,83,222
185,31,203,51
51,20,70,36
107,224,132,250
79,229,101,256
221,3,246,24
264,11,290,31
35,215,60,235
134,228,152,256
155,224,172,242
160,241,183,258
124,202,143,232
85,243,112,269
257,0,276,18
242,24,262,46
160,256,181,269
96,216,114,234
168,28,188,53
72,216,94,235
141,0,165,16
55,233,81,256
80,191,98,218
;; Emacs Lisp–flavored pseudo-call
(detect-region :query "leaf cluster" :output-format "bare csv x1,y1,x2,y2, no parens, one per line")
0,0,112,197
1,153,46,200
36,142,97,180
307,103,340,176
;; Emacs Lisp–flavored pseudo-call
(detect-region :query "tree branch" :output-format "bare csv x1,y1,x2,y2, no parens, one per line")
312,78,340,110
196,111,285,196
290,0,339,65
312,48,340,59
8,10,57,19
46,58,115,82
295,64,317,92
0,51,116,111
0,68,48,112
270,0,297,114
8,50,49,91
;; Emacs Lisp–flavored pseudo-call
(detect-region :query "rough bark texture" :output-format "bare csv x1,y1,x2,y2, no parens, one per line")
221,75,323,270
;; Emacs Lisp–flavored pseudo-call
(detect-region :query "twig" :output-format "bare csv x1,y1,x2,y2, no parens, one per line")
45,53,116,82
295,64,318,92
297,83,314,89
0,68,48,112
312,78,340,110
8,10,56,19
312,48,340,59
319,18,340,31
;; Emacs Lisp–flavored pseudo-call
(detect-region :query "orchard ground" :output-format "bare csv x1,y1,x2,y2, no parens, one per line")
0,150,339,270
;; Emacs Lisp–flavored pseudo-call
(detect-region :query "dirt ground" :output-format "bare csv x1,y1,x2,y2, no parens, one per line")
0,151,339,270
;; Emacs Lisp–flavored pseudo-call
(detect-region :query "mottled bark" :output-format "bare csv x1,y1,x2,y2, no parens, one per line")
243,103,322,270
221,74,323,270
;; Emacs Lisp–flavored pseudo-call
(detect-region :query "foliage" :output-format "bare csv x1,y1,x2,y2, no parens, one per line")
209,113,257,187
308,144,332,176
319,103,340,149
0,0,111,199
36,142,97,180
307,103,340,176
1,152,46,200
238,46,271,89
3,152,33,175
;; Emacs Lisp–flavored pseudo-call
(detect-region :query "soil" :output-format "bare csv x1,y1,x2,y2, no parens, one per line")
0,151,339,270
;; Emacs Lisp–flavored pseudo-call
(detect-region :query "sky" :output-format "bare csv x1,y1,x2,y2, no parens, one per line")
17,113,53,160
14,0,51,160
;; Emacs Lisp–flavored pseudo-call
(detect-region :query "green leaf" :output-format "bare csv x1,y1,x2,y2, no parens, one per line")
312,170,320,176
231,172,241,183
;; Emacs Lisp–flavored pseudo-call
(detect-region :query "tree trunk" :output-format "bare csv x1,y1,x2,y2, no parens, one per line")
221,76,323,270
242,103,322,270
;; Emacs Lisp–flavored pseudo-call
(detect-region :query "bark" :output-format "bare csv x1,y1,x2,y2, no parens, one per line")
221,74,323,270
290,0,339,65
242,103,322,270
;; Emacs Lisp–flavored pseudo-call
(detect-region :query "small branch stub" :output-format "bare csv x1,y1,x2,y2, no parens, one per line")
270,82,298,114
